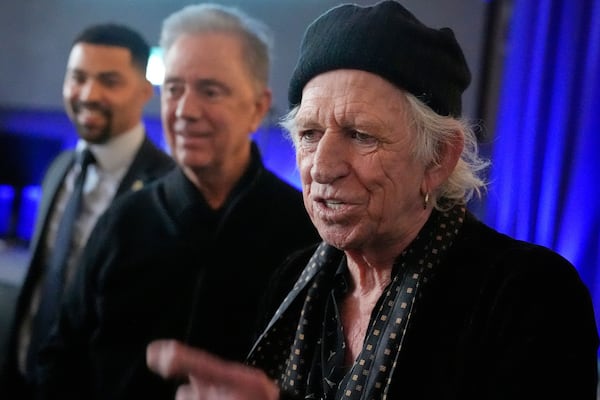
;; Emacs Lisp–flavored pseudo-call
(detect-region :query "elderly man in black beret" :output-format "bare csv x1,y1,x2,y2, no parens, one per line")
146,2,599,399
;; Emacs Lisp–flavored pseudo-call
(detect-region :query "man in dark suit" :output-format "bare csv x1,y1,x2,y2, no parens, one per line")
0,23,174,397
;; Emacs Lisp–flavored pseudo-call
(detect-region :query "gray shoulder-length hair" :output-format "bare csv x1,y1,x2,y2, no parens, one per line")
280,91,489,211
159,3,273,90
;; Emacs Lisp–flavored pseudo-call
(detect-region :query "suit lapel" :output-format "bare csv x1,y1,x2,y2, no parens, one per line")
115,136,162,196
29,152,74,255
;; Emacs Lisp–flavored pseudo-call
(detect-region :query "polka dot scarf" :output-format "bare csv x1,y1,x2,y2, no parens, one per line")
249,206,466,399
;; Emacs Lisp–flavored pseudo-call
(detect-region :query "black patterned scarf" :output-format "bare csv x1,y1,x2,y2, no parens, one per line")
249,205,466,399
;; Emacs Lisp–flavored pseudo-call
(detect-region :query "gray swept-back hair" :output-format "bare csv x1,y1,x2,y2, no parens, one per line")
159,3,273,89
281,91,489,211
403,93,489,210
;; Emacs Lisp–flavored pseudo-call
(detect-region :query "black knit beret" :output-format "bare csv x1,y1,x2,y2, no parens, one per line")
288,0,471,116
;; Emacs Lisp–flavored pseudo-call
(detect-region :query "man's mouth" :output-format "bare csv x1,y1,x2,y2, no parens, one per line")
322,199,344,210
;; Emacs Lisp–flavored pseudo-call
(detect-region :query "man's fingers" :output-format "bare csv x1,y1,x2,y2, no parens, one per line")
147,339,176,378
146,340,280,400
175,383,197,400
146,339,239,381
147,339,196,378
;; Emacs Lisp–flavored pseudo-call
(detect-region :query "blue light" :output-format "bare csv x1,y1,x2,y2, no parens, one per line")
486,0,600,325
253,125,301,189
0,185,15,236
16,185,41,242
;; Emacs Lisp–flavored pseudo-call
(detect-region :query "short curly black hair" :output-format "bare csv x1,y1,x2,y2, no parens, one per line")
72,23,150,74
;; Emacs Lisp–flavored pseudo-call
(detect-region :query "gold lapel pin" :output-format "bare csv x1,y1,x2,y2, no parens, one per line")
131,180,144,191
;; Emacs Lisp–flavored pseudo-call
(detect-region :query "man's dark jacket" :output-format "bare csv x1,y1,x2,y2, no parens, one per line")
254,211,599,400
0,136,174,399
37,144,320,400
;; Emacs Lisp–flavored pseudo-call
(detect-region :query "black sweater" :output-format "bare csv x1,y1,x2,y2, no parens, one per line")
37,145,320,400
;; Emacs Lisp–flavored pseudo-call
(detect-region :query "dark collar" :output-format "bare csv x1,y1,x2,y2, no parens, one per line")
162,142,266,229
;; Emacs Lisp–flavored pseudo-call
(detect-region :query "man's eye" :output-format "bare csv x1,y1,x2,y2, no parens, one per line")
200,85,225,100
70,74,86,85
352,130,378,144
101,78,120,88
204,88,219,97
299,130,320,143
164,84,182,97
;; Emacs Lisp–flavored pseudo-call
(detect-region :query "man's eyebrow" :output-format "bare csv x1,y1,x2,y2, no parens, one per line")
65,67,85,75
97,71,123,79
162,77,226,87
66,68,123,79
162,76,183,85
293,115,319,128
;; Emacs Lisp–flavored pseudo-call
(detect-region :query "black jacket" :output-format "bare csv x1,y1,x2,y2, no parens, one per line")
37,144,320,400
253,211,599,400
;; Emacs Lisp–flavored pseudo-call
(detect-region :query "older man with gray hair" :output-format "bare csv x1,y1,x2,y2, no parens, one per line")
35,4,318,400
147,1,598,400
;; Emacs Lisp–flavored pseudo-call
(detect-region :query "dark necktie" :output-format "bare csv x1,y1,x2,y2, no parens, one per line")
26,148,95,375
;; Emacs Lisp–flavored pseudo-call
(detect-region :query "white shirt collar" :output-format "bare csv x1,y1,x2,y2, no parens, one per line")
75,123,145,173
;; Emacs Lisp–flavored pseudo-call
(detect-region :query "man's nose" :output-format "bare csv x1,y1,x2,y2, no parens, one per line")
175,90,202,120
79,80,102,101
310,131,350,183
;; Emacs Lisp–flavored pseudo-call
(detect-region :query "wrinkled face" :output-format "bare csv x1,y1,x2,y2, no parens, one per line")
294,70,429,253
161,33,269,175
63,43,152,144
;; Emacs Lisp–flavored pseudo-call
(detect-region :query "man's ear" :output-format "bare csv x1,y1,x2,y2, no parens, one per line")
421,129,464,194
142,78,154,102
249,89,273,133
